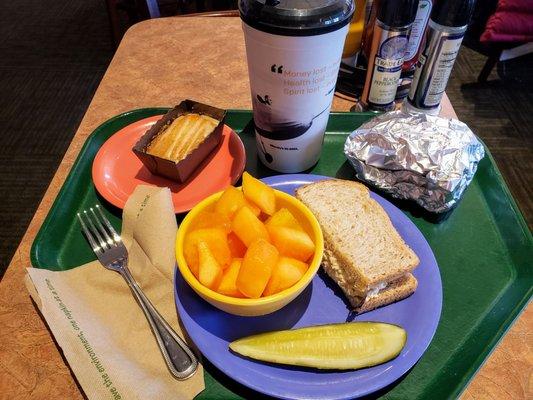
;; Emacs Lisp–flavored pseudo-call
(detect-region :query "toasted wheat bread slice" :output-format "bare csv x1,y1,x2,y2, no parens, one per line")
356,273,417,313
296,179,419,311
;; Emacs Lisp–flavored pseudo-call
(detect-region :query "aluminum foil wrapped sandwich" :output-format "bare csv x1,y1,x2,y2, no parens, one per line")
344,111,485,213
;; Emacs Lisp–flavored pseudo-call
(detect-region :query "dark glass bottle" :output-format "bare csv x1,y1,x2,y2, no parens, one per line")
360,0,419,111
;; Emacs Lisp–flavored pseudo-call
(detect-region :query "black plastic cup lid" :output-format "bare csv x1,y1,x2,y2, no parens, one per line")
239,0,355,36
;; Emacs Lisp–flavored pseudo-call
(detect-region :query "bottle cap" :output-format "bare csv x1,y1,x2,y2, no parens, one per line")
377,0,419,28
431,0,475,27
239,0,355,36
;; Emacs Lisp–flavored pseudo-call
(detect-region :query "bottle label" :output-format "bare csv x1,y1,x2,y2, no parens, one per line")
410,54,426,94
368,33,408,107
423,33,463,106
404,0,432,62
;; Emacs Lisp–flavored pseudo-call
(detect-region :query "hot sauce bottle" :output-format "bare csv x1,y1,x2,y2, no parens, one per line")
393,0,433,101
361,0,378,62
402,0,433,72
360,0,419,111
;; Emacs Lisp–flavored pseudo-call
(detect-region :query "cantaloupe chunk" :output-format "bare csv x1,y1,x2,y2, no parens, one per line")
267,226,315,262
237,239,279,298
197,241,223,290
265,208,304,231
216,258,244,297
231,206,270,247
242,172,276,215
263,257,308,296
215,186,260,218
227,232,247,258
184,228,231,276
190,210,231,233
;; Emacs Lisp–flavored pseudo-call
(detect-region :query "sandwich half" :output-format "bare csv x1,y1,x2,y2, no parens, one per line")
295,179,419,313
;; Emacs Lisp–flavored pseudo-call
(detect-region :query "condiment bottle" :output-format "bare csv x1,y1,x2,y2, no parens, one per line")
393,0,433,102
364,0,374,25
405,0,475,114
342,0,368,67
402,0,433,72
361,0,378,62
360,0,419,112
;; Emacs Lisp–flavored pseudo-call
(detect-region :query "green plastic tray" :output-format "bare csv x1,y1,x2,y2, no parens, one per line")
31,108,532,400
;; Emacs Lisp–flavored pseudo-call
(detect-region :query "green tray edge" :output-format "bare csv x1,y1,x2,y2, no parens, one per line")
30,108,168,267
29,108,533,400
451,143,533,398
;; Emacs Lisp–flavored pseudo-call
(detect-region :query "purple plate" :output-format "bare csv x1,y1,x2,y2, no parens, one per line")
174,174,442,400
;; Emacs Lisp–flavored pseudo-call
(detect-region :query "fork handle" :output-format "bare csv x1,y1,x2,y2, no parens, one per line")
120,267,198,380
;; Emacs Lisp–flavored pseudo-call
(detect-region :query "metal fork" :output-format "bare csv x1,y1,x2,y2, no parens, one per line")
77,205,198,380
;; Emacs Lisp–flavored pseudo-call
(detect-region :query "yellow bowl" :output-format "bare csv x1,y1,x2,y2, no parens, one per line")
176,187,324,316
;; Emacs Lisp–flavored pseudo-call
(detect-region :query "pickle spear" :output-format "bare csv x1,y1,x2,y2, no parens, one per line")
229,322,406,370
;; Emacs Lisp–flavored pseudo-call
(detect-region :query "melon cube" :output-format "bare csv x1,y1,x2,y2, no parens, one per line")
184,228,231,276
265,208,304,231
227,232,247,258
190,210,231,233
215,186,260,218
267,226,315,262
216,258,244,297
263,257,308,296
231,206,270,247
197,241,223,290
242,172,276,215
245,202,262,217
237,239,279,298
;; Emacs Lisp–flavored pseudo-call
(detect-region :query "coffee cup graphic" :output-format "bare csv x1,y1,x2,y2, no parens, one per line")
253,94,330,141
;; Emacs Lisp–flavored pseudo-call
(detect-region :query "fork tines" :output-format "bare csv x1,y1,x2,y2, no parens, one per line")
77,205,121,254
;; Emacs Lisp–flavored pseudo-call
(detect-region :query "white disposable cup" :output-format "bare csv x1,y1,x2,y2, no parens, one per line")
242,23,349,172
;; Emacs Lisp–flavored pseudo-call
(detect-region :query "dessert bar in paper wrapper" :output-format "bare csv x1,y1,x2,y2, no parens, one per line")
344,111,485,213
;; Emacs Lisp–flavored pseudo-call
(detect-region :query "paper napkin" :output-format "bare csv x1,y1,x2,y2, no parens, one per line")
25,186,205,400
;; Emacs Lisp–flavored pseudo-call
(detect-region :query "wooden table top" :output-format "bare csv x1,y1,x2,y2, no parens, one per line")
0,16,530,400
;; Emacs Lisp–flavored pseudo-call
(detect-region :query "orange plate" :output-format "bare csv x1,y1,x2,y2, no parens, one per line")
92,115,246,213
